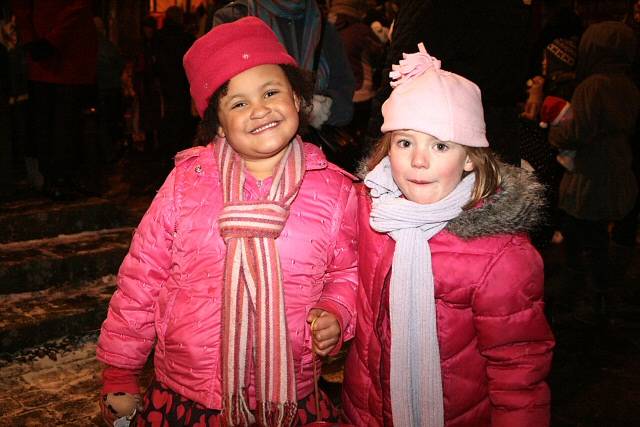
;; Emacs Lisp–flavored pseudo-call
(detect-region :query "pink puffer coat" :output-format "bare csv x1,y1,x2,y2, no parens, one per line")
343,165,555,427
97,142,358,409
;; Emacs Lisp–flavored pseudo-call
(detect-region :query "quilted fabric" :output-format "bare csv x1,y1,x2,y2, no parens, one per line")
97,142,358,410
342,184,554,427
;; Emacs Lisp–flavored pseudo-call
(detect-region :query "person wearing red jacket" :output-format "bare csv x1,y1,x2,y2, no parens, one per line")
342,43,554,426
11,0,97,199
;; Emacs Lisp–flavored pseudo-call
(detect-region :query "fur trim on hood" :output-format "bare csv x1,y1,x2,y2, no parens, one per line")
447,163,546,239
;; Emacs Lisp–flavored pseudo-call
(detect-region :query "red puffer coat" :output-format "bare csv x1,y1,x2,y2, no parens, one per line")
97,142,358,409
343,165,555,427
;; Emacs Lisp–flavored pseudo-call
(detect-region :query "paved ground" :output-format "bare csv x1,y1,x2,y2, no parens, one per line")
0,334,104,426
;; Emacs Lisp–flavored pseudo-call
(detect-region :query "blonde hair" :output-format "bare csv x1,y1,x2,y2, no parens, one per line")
366,134,502,209
462,147,502,209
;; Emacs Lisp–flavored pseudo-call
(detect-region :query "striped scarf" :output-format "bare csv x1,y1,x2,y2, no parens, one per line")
217,137,305,427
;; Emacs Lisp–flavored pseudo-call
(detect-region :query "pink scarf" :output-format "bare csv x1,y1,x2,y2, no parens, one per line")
217,137,305,427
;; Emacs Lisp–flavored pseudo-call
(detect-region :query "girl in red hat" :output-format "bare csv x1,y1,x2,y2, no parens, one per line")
96,17,358,427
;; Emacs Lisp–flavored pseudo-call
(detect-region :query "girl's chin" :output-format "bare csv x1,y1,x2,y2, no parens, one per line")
405,192,444,205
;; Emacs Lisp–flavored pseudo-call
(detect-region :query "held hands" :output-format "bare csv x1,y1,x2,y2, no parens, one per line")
307,309,341,356
100,392,142,425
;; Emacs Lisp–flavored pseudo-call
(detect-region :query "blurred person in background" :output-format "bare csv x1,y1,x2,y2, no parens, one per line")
329,0,386,145
11,0,97,200
94,16,124,169
548,21,639,321
1,4,29,199
214,0,355,132
154,6,196,160
132,15,162,154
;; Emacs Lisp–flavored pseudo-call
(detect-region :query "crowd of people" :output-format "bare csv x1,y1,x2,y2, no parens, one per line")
1,0,639,426
0,0,393,199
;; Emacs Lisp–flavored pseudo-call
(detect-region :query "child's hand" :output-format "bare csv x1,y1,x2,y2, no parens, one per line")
309,95,333,129
100,392,142,425
307,309,341,356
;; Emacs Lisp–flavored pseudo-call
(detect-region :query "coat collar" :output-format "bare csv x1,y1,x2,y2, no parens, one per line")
446,163,545,239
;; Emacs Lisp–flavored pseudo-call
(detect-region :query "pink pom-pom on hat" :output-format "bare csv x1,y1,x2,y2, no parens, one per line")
381,43,489,148
183,16,297,117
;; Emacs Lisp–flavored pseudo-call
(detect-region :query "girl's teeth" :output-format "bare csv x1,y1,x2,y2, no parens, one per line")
253,122,277,133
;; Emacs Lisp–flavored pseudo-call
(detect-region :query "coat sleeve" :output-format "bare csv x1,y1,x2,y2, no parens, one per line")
472,238,555,427
313,177,358,350
548,77,601,150
96,169,177,370
341,258,377,426
342,189,382,426
322,22,355,127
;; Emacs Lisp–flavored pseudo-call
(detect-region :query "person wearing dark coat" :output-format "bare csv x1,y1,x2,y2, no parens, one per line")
548,21,640,317
329,0,385,142
11,0,97,199
154,6,196,158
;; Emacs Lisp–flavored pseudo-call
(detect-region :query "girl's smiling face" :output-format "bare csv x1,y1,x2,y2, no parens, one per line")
216,64,300,177
388,130,474,204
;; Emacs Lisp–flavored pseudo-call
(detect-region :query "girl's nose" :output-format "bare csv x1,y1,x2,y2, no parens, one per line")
411,147,429,168
250,101,271,119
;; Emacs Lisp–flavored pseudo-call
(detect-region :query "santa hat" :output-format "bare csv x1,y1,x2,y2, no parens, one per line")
183,17,297,117
381,43,489,147
539,96,571,128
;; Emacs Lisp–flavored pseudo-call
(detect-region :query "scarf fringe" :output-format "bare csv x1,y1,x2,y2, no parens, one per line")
258,400,298,427
224,394,255,426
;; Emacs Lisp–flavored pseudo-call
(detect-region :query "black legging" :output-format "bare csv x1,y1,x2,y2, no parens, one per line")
28,81,93,183
561,214,610,292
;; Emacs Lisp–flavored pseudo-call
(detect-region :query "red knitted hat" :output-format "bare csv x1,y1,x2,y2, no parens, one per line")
539,96,571,128
183,16,297,117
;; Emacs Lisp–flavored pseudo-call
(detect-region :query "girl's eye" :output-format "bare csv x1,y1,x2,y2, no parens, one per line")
396,139,411,148
265,89,279,97
434,143,448,152
231,102,246,109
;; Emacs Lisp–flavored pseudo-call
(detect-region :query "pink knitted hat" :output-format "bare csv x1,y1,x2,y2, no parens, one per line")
381,43,489,147
183,16,297,117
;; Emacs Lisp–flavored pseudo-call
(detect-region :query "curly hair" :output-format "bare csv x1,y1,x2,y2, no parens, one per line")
193,64,315,146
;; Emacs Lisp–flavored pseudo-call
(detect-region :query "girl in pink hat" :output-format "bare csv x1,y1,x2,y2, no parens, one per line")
342,43,555,427
96,17,357,427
